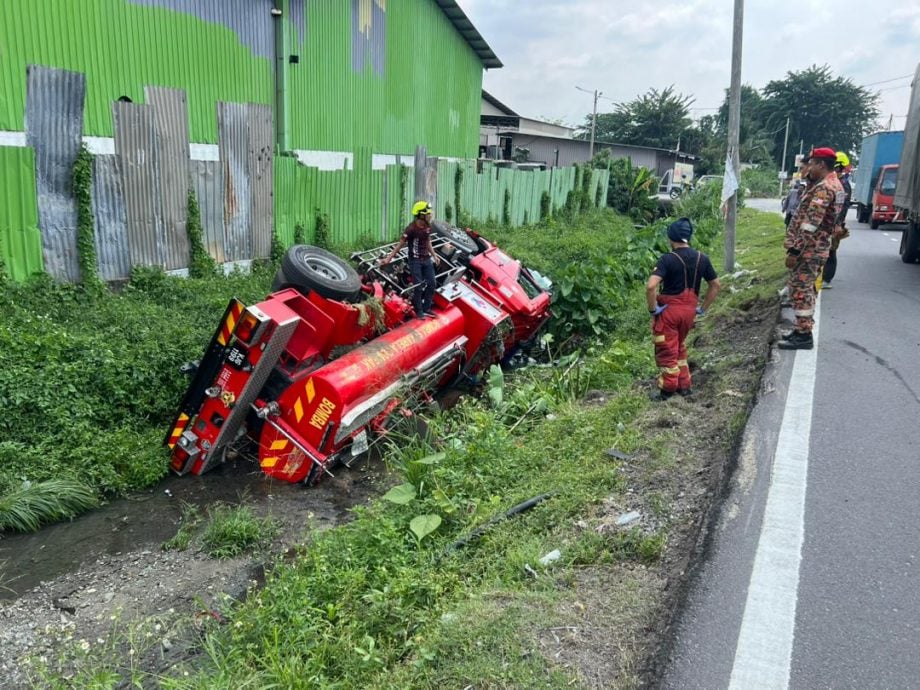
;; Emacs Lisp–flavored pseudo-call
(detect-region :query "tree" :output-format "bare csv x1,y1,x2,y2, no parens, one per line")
582,86,694,150
758,65,880,171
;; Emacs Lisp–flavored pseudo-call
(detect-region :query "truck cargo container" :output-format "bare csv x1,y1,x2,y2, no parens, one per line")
896,64,920,263
852,131,904,224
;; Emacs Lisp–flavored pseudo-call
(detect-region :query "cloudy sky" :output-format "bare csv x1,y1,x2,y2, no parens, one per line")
461,0,918,135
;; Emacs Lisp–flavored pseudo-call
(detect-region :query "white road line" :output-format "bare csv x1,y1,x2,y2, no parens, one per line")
728,299,821,689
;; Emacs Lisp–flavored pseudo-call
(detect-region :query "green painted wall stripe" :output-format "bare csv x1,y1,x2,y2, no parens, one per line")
0,147,44,280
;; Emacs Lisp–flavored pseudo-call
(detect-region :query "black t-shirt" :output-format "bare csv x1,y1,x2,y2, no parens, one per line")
402,222,431,261
652,247,717,295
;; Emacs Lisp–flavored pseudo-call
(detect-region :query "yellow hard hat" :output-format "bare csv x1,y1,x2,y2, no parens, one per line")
412,200,432,217
835,151,850,168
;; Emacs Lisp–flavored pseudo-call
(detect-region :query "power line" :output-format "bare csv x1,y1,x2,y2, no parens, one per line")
861,73,913,87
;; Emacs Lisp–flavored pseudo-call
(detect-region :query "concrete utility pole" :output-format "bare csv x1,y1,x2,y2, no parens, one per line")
779,116,790,197
576,86,601,159
724,0,744,272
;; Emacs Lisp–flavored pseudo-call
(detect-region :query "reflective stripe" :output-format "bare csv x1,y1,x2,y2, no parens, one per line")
659,365,680,375
654,334,666,343
794,308,815,317
802,222,817,233
677,359,688,367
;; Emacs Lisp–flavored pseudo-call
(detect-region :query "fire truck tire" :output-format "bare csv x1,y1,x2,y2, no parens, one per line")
281,245,362,302
431,220,479,255
870,217,880,230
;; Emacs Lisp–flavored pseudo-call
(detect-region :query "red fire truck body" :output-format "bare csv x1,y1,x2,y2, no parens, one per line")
165,226,551,485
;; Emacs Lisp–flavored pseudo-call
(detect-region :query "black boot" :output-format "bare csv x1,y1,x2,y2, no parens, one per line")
778,330,813,350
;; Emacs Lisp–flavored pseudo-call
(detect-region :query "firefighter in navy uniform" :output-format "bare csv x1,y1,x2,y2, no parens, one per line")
646,218,721,399
780,147,844,350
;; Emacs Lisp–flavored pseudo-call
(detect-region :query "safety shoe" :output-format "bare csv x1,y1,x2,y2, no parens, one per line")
423,311,437,318
676,388,693,397
649,389,675,401
777,330,813,350
822,282,833,289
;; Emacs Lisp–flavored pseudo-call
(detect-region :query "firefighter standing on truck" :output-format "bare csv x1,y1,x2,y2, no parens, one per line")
382,200,441,318
646,217,721,399
780,147,844,350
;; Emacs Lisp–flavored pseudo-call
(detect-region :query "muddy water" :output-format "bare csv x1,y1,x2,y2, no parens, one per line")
0,456,381,601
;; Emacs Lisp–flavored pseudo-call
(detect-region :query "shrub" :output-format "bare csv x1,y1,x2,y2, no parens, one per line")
601,156,659,223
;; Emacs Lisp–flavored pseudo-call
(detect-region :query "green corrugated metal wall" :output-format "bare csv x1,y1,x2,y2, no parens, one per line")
0,0,481,155
435,161,609,226
0,0,272,143
0,147,43,280
287,1,481,156
275,155,610,249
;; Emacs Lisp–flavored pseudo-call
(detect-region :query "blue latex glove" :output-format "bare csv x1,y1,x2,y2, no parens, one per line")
696,306,705,316
652,304,668,316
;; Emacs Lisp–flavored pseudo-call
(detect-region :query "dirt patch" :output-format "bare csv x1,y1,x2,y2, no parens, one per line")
0,456,388,687
530,296,780,687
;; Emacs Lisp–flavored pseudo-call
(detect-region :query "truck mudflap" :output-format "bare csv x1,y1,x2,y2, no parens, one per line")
164,298,245,469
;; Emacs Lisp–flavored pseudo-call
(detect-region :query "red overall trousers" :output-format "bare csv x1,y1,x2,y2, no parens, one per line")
652,252,700,393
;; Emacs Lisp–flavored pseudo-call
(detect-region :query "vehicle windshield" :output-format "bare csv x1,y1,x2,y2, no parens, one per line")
880,168,898,195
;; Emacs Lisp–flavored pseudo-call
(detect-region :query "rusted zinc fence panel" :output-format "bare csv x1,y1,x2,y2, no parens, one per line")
218,102,252,262
114,101,165,270
190,159,227,263
247,104,274,259
25,65,86,282
0,146,44,281
147,86,190,270
91,154,131,281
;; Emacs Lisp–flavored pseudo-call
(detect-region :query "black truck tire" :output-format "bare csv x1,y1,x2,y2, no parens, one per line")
280,245,362,302
900,222,920,264
857,204,868,224
431,219,479,255
870,217,880,230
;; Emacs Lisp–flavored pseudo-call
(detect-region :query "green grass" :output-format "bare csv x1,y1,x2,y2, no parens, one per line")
0,479,98,532
28,205,788,687
201,503,279,559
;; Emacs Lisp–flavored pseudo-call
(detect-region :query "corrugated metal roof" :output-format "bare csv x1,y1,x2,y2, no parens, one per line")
434,1,502,68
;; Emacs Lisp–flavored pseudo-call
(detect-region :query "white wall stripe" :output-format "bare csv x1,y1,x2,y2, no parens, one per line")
0,131,27,147
2,130,220,162
729,298,821,689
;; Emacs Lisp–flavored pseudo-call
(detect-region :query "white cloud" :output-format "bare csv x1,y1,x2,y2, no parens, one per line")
461,0,918,130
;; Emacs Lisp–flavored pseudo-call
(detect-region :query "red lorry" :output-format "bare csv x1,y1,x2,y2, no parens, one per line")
869,164,902,229
164,223,552,485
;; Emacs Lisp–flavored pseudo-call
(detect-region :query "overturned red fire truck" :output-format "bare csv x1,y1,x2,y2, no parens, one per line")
164,222,552,485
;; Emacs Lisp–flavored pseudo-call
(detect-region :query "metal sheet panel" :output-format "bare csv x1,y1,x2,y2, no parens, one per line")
248,104,274,259
191,159,226,263
0,146,44,281
25,65,86,282
218,102,251,262
91,154,131,281
114,100,165,268
147,86,190,269
289,1,481,157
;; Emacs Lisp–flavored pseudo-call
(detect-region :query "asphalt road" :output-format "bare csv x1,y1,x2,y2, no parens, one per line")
661,208,920,688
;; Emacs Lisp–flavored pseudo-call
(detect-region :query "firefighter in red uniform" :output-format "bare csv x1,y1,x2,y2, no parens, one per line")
779,147,844,350
646,217,721,399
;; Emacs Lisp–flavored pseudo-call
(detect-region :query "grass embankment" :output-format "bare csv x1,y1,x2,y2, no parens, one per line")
27,193,787,686
0,267,274,529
